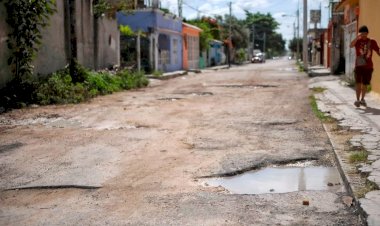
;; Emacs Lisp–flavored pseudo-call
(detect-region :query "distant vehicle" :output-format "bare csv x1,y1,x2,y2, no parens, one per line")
251,52,265,63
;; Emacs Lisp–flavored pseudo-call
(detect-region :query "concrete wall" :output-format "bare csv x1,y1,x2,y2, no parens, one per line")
97,17,120,69
117,9,183,72
360,0,380,95
76,0,94,69
182,23,201,70
117,10,155,33
0,0,120,89
0,2,11,88
33,0,67,76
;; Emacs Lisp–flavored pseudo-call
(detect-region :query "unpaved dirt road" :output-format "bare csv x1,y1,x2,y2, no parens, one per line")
1,59,362,225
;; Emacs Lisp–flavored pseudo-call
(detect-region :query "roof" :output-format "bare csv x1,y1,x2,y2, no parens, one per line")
182,22,203,32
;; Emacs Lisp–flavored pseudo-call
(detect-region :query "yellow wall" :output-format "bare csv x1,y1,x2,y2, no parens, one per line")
360,0,380,94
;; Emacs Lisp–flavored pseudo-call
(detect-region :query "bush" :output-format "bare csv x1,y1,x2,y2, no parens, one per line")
86,71,121,95
0,75,38,109
235,49,247,64
34,71,86,105
0,64,149,110
117,70,149,89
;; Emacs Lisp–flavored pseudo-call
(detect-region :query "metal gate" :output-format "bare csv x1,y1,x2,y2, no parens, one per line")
120,35,152,73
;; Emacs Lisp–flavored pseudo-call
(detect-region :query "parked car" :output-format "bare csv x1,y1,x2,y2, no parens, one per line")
251,52,265,63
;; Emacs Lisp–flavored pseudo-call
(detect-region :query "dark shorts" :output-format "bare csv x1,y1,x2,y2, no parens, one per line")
355,67,374,85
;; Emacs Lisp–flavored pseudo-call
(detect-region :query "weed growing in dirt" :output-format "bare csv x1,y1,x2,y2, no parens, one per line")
296,61,304,72
309,95,334,122
348,151,368,164
311,87,326,93
152,70,163,78
355,180,379,198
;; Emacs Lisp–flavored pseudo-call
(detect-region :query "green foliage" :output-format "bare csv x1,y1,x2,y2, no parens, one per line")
245,11,285,55
35,71,86,105
116,70,149,89
349,151,368,164
245,11,279,32
119,25,135,36
33,68,149,105
288,37,303,54
215,15,249,50
93,0,112,18
1,0,56,79
71,60,90,83
152,70,164,78
1,64,149,109
309,95,333,122
187,18,220,52
86,71,121,95
355,180,379,198
160,8,170,14
311,87,326,93
235,49,247,64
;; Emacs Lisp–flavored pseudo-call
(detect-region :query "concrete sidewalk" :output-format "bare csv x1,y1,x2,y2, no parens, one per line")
310,76,380,226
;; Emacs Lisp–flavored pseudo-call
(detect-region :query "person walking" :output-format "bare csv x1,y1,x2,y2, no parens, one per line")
350,25,380,107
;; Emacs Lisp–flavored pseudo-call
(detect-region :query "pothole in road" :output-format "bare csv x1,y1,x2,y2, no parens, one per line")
204,163,344,194
157,97,185,101
0,142,23,154
173,92,214,96
213,84,278,89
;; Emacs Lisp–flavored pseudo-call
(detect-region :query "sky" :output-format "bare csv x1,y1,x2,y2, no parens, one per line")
160,0,332,44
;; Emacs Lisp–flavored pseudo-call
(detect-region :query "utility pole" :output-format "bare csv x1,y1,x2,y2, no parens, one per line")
178,0,183,18
296,0,300,61
303,0,308,71
137,32,141,71
228,2,232,68
263,32,266,55
252,25,255,56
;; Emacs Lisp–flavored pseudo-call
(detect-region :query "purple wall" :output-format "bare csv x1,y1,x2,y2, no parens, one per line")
117,9,183,72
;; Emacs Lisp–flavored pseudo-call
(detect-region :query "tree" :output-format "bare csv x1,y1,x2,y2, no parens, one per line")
186,18,219,52
288,37,303,54
215,15,249,50
245,11,285,57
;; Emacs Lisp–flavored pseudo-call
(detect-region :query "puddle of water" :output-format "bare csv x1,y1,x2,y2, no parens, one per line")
205,167,344,194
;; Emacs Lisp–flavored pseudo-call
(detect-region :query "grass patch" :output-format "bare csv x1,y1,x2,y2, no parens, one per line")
355,180,379,198
296,61,304,72
152,70,163,78
311,86,326,93
348,151,368,164
309,95,333,122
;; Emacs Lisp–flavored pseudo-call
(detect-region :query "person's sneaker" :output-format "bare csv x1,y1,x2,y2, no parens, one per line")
354,100,361,107
360,99,367,107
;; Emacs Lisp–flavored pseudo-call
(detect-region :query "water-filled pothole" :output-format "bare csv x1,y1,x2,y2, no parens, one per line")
204,166,344,194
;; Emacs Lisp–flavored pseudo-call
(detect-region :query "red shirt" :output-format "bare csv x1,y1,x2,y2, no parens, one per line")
355,38,380,68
